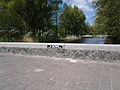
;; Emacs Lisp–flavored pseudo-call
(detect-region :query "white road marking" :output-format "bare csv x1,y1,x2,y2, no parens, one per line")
33,68,43,72
49,77,54,80
70,60,77,63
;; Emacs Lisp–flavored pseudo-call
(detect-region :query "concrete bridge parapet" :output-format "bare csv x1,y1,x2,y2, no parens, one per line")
0,42,120,62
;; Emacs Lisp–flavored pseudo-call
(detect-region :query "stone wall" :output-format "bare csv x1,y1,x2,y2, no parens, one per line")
0,42,120,62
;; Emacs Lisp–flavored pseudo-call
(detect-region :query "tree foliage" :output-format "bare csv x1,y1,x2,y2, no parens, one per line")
0,0,63,41
0,0,91,42
12,0,53,38
51,0,62,34
93,0,120,42
0,0,24,40
60,5,86,36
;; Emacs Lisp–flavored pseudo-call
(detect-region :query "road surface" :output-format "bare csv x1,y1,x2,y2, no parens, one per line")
0,54,120,90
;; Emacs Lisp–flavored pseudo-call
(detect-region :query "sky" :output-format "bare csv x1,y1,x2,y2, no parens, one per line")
63,0,96,25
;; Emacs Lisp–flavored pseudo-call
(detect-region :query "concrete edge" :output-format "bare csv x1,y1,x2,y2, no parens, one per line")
0,42,120,51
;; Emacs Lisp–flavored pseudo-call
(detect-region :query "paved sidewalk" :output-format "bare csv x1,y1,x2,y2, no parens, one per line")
0,55,120,90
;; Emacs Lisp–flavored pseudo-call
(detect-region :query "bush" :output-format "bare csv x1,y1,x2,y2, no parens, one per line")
38,35,59,43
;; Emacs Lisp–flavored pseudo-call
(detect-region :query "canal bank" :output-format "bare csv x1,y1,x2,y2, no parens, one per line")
60,35,113,44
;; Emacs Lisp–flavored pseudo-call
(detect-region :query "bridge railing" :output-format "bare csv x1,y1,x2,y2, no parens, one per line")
0,42,120,62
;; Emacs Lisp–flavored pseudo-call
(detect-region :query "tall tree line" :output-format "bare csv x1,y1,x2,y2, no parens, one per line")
60,5,88,36
93,0,120,42
0,0,90,42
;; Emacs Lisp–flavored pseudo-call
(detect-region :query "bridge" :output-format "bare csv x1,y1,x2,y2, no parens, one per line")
0,42,120,62
0,42,120,90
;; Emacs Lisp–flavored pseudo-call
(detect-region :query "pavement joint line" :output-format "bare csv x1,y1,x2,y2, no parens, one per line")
98,63,103,90
85,63,95,90
86,75,92,90
110,67,113,90
60,70,73,90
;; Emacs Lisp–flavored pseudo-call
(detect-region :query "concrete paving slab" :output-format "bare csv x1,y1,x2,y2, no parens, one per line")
0,54,120,90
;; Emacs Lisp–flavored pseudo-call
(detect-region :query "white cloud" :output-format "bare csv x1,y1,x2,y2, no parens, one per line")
77,5,94,11
88,0,93,3
88,0,98,3
63,0,94,11
86,15,89,18
63,0,96,25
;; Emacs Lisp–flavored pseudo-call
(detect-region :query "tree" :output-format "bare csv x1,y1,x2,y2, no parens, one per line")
11,0,52,39
91,16,107,35
12,0,63,40
0,0,24,41
51,0,62,37
0,0,63,42
93,0,120,42
60,5,86,36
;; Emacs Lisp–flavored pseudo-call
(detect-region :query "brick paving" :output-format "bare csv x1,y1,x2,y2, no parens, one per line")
0,54,120,90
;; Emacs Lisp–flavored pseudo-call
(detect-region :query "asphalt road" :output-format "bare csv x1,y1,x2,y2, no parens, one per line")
0,54,120,90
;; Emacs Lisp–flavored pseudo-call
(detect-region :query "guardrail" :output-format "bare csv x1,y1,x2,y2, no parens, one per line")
0,42,120,62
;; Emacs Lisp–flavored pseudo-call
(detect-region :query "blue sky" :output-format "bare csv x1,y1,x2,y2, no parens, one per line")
63,0,96,25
